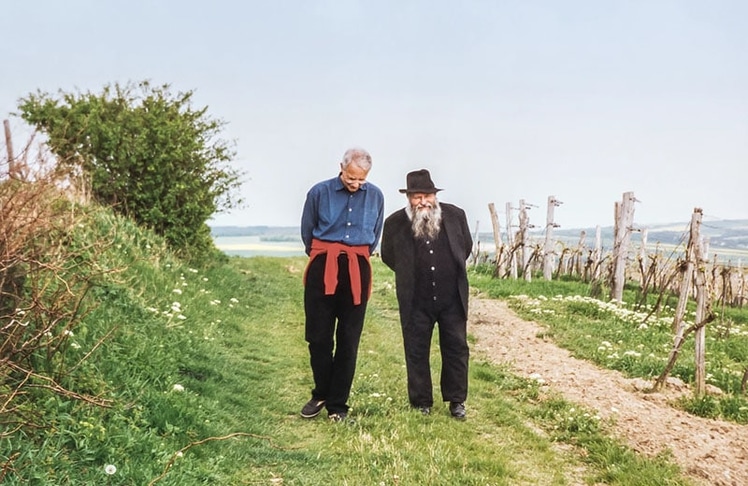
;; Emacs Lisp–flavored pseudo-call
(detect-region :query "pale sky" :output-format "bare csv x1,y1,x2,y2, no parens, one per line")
2,0,746,232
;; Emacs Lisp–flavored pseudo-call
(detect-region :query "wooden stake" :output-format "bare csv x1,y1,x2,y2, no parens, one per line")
3,119,16,179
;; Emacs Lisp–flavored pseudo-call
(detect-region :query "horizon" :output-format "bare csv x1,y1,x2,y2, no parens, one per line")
208,217,748,232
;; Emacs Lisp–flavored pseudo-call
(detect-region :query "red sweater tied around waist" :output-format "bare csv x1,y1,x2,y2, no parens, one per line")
304,239,371,305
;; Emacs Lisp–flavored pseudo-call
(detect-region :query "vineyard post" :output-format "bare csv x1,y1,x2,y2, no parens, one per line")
488,203,506,277
610,191,636,302
506,202,517,279
654,209,700,391
638,228,649,287
518,199,531,282
592,225,602,280
573,231,584,277
543,195,562,281
471,219,480,266
711,253,720,302
740,259,745,307
692,209,709,397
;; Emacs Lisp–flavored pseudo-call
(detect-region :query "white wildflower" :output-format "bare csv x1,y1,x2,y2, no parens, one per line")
104,464,117,475
529,372,545,384
172,384,185,392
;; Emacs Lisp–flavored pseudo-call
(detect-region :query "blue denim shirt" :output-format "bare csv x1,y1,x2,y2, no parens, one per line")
301,174,385,255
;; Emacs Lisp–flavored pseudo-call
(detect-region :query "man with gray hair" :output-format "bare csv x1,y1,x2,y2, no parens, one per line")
299,148,385,422
381,169,472,419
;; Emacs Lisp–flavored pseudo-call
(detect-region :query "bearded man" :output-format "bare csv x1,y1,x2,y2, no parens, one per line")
381,169,473,419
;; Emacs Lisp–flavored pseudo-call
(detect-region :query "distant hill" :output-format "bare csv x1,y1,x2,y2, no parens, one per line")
211,225,298,238
541,219,748,251
211,219,748,253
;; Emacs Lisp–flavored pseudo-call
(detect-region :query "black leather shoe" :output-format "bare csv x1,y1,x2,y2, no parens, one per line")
328,412,347,422
300,399,326,418
449,402,466,419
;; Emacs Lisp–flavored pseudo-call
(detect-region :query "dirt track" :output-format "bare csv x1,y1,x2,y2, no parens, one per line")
469,297,748,486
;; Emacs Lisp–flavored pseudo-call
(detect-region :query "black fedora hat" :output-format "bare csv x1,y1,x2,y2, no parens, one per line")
399,169,443,194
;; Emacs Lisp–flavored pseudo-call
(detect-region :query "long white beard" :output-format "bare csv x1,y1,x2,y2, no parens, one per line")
406,201,442,240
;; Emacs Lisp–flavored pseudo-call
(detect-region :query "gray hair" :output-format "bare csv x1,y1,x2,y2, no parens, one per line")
341,147,372,171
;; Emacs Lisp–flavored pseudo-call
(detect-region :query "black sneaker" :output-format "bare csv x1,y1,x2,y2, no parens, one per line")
300,399,326,418
418,406,431,416
328,412,347,422
449,402,466,420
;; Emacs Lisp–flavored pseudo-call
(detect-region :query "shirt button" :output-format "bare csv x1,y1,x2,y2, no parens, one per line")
430,266,435,271
345,235,350,239
429,250,433,254
433,296,437,301
348,208,352,212
347,222,351,226
432,282,436,287
426,241,430,245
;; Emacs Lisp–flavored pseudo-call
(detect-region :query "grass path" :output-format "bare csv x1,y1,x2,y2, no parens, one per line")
207,256,692,485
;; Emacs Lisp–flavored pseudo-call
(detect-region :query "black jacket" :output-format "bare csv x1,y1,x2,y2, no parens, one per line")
381,202,473,323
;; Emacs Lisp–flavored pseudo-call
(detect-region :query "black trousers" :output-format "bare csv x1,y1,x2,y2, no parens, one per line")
401,299,469,407
304,253,370,414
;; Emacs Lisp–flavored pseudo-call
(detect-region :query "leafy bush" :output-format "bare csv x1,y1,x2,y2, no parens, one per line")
16,80,244,261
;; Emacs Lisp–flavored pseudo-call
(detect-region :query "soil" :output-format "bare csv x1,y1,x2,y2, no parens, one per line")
468,297,748,486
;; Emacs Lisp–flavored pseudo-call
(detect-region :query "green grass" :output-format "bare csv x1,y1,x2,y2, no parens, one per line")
1,211,699,484
469,265,748,424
